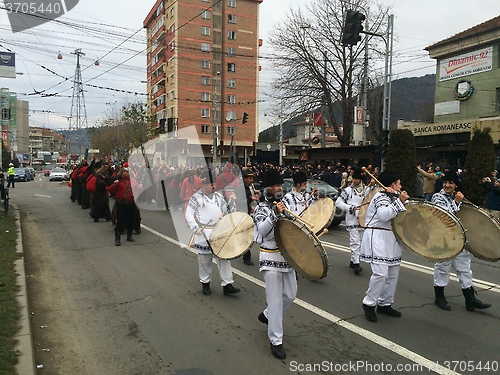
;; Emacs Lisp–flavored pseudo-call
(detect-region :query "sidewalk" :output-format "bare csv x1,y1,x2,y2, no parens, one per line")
13,205,36,375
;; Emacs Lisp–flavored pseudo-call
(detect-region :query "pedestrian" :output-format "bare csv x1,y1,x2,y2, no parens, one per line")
432,170,491,312
7,163,15,188
482,176,500,221
180,169,202,219
185,169,241,297
89,164,112,222
107,165,139,246
417,164,438,201
335,168,367,275
240,168,260,265
253,168,296,360
360,170,409,322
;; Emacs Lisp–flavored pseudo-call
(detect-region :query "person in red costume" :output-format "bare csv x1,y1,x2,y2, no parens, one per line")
107,164,139,246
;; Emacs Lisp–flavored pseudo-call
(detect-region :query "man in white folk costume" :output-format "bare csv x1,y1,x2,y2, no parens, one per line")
281,171,318,214
360,170,409,322
185,169,241,297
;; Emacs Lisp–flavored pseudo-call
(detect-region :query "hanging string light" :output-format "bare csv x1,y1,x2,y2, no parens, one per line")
57,51,63,59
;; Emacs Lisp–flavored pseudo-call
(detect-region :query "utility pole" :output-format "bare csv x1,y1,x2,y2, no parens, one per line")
321,51,327,149
69,49,88,158
380,14,394,169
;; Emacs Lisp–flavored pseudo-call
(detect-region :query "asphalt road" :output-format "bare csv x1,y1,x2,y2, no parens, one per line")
12,176,500,375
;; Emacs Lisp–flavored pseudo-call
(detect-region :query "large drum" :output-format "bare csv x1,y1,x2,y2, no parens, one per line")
210,212,254,259
392,200,465,261
358,187,384,228
275,217,329,280
300,198,335,235
455,203,500,262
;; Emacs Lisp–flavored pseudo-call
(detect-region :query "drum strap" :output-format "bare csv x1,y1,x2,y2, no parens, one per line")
260,247,280,253
365,226,392,231
346,224,362,229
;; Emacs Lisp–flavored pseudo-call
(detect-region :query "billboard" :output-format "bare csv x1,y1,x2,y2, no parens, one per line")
439,47,493,82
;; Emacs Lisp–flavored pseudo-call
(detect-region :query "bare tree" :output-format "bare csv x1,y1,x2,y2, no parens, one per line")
267,0,390,147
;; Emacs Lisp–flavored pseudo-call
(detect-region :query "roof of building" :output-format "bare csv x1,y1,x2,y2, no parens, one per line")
425,15,500,51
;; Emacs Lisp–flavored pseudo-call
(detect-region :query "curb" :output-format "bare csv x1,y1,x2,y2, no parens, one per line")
13,205,36,375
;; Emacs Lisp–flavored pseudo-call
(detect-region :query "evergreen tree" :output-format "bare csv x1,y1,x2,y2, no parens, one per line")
384,129,417,196
462,128,495,205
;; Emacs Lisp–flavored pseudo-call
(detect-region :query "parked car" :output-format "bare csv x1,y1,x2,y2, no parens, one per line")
44,165,55,176
49,167,69,181
282,178,345,227
13,167,31,182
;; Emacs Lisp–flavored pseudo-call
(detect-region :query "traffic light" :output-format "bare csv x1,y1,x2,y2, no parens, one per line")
380,130,389,158
242,112,248,124
341,10,365,46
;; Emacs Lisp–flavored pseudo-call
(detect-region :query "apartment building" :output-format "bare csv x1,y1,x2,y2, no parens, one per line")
143,0,263,165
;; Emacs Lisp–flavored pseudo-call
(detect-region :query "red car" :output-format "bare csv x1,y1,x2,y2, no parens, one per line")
43,165,55,176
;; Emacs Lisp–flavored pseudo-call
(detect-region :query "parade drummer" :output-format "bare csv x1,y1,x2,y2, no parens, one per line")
335,167,367,275
185,169,241,297
253,168,295,360
281,171,318,215
360,170,409,322
431,170,491,312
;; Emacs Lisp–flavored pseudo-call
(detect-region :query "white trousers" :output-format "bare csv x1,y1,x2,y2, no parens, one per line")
348,228,364,263
198,253,234,286
262,270,297,346
434,250,473,289
362,263,400,307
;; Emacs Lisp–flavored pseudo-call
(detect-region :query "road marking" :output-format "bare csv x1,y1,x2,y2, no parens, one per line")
322,240,500,293
34,194,53,198
141,224,460,375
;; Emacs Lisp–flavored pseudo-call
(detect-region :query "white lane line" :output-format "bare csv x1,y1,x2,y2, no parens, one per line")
322,240,500,293
141,224,460,375
34,194,53,198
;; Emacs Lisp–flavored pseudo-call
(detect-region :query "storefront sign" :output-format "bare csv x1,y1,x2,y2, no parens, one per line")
405,119,479,137
439,46,493,81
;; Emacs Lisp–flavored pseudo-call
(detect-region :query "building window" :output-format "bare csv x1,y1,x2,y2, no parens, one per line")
227,79,236,88
226,110,236,120
227,47,236,56
201,125,210,133
201,43,211,52
228,94,236,104
201,92,211,102
170,74,175,84
170,7,175,18
201,76,211,86
228,14,236,24
201,108,211,118
202,0,210,2
169,57,175,68
169,41,175,51
227,30,236,40
201,26,210,36
228,0,236,8
202,59,211,69
227,126,235,135
170,90,175,100
228,63,236,72
201,10,210,19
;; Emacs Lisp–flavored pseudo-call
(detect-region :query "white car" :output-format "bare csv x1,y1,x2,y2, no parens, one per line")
49,167,69,181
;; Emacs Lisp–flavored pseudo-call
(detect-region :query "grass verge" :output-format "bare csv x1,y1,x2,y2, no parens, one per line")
0,212,21,374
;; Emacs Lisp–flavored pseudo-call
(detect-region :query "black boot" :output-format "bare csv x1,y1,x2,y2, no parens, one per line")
126,231,135,242
434,286,451,310
462,287,492,311
114,229,121,246
202,282,211,296
362,304,377,322
353,263,362,275
223,283,241,296
243,250,253,266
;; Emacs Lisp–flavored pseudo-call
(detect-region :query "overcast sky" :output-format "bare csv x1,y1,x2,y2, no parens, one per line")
1,0,499,132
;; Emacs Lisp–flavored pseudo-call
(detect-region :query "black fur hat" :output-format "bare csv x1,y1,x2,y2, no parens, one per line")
352,168,363,180
262,169,284,188
200,169,215,184
442,169,460,185
377,170,400,187
292,171,307,185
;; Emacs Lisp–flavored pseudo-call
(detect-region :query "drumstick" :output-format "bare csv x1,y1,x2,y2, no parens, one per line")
274,202,315,228
362,167,386,189
317,228,328,238
362,167,400,196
